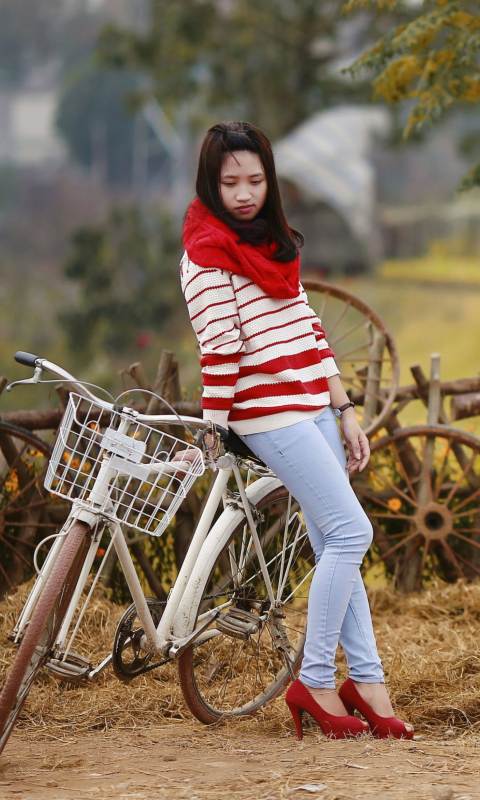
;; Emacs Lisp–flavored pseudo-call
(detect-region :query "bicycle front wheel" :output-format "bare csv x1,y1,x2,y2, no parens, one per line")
0,520,91,755
178,485,314,723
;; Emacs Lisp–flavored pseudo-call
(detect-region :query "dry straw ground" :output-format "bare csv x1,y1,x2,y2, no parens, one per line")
1,579,480,799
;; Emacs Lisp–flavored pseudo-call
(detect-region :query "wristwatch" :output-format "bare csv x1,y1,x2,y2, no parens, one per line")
333,401,355,419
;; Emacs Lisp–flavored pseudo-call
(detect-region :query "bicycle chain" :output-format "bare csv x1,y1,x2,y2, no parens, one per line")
112,589,243,678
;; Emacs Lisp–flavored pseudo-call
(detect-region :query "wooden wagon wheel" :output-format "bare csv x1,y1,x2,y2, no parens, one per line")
0,422,68,595
303,279,399,437
351,425,480,593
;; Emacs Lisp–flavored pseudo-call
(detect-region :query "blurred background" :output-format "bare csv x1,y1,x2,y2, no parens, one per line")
0,0,479,411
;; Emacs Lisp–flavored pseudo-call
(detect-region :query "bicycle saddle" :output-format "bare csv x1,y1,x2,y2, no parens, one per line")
220,428,266,466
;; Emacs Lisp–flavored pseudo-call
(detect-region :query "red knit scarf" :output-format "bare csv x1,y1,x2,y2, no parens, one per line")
182,198,300,299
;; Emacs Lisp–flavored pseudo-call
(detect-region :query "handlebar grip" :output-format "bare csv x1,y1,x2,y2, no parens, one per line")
14,351,40,368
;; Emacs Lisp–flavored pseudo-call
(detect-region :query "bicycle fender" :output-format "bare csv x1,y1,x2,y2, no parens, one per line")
172,475,282,639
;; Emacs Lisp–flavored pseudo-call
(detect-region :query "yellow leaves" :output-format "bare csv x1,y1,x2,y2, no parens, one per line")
459,78,480,103
449,12,478,29
426,49,456,72
374,55,423,103
4,469,19,494
27,448,45,459
61,451,92,473
343,0,402,10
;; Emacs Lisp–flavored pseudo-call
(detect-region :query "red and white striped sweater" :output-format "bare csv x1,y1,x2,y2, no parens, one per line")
180,252,340,434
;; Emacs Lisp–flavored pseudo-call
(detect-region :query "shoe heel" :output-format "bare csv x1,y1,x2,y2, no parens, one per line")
286,701,304,740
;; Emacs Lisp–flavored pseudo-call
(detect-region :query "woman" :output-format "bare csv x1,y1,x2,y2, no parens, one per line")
180,121,413,741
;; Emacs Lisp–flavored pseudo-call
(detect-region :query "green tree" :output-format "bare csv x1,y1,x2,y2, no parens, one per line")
97,0,387,138
60,205,180,360
345,0,480,189
56,63,139,184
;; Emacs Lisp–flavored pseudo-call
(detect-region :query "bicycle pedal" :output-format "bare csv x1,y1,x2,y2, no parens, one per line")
216,608,261,640
46,652,93,683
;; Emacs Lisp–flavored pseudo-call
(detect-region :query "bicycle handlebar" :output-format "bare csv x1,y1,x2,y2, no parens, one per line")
12,351,209,430
15,351,40,368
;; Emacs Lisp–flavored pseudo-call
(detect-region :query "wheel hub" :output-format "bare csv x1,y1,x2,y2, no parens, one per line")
414,502,453,542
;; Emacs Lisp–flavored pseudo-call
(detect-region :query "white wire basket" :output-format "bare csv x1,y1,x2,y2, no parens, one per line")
45,393,205,536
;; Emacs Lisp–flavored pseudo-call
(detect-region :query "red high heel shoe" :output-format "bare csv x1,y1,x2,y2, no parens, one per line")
338,678,414,740
285,679,369,741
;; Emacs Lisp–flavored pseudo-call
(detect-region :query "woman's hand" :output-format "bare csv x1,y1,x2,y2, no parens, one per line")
172,431,218,465
172,449,200,463
340,409,370,473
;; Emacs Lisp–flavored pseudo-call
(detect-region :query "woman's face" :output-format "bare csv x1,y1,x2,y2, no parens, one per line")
219,150,268,221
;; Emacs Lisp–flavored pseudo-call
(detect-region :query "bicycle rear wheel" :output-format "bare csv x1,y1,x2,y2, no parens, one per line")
178,485,314,724
0,520,91,755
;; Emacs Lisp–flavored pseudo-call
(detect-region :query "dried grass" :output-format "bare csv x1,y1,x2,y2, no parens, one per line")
1,578,480,740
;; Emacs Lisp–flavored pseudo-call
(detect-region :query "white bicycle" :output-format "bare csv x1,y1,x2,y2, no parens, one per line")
0,352,315,752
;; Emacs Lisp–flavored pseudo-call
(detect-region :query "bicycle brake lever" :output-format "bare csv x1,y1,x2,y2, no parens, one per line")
6,365,45,391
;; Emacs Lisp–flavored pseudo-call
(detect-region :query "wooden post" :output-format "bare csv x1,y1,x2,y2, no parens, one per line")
147,350,175,414
362,329,387,428
126,361,153,404
419,354,441,505
55,384,70,411
427,354,441,426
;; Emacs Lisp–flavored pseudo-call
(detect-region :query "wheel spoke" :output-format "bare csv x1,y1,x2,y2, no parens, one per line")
451,484,480,513
0,559,13,588
444,454,476,506
433,441,453,501
354,486,404,513
450,530,480,550
3,521,58,529
2,472,47,514
324,300,352,339
451,508,480,520
453,528,480,535
438,539,466,578
329,317,368,348
366,530,418,566
391,441,419,503
366,468,418,509
0,536,35,569
317,291,329,324
444,542,480,577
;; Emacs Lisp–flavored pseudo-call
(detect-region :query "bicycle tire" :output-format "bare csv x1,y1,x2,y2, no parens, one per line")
0,421,52,455
178,485,314,724
0,520,91,755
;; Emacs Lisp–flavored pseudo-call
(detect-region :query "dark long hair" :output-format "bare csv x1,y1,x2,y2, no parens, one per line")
195,121,303,263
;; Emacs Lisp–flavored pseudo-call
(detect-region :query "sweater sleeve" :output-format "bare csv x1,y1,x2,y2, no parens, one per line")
299,283,340,379
181,252,245,429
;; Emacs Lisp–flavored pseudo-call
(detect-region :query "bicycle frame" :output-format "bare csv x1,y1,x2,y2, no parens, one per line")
11,445,279,670
7,353,281,672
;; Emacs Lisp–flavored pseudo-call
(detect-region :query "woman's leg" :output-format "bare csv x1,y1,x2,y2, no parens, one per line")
311,408,384,685
242,412,374,690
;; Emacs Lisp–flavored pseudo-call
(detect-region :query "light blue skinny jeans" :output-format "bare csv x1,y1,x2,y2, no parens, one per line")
239,406,385,689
